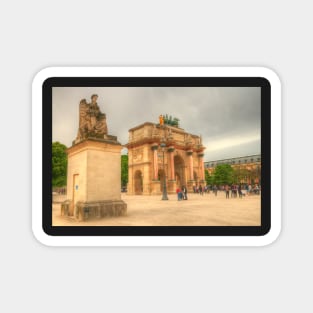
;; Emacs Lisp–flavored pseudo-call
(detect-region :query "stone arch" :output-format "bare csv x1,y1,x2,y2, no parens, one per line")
134,170,143,195
174,155,185,187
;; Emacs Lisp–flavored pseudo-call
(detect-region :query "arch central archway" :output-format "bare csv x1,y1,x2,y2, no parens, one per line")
174,155,185,187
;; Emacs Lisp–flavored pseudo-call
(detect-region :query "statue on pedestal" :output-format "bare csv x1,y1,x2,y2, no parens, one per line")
65,94,126,221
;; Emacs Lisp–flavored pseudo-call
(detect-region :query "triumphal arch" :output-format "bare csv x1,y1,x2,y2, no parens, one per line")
126,117,206,195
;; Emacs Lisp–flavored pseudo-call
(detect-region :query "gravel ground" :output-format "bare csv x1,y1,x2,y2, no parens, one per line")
52,192,261,226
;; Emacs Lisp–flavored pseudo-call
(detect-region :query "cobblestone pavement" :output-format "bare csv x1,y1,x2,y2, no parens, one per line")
52,191,261,226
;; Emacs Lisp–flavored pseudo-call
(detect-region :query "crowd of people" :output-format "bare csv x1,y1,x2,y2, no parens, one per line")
190,183,261,198
176,183,260,200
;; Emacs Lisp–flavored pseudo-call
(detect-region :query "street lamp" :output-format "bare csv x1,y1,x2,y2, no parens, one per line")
160,141,169,200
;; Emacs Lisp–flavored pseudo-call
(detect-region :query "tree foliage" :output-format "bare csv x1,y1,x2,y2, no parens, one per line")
52,142,67,187
213,164,234,186
121,154,128,187
205,170,214,186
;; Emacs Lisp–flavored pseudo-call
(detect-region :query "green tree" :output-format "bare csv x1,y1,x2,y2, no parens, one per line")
213,164,234,186
205,170,214,186
121,154,128,187
52,142,67,187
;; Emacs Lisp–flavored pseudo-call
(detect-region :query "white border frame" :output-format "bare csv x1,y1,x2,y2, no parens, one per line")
32,67,281,246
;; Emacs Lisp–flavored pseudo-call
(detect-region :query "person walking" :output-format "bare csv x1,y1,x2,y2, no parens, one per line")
199,184,203,195
182,185,188,200
234,185,238,198
176,187,183,201
213,185,217,196
248,184,252,195
238,184,243,198
225,184,230,198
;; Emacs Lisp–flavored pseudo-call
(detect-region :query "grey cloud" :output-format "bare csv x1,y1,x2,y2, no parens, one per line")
52,86,261,161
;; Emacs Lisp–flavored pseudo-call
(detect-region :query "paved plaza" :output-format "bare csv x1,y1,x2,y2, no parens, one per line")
52,192,261,226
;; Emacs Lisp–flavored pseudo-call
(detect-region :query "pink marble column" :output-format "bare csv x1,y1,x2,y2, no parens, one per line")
198,153,204,181
168,147,175,180
151,144,159,180
187,150,194,180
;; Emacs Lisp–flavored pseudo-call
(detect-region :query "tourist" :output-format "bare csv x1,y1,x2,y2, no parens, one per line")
213,185,217,196
176,187,183,201
248,184,252,195
238,184,243,198
199,184,203,195
225,184,230,198
182,186,188,200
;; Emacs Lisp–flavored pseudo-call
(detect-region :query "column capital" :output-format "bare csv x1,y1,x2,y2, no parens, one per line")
167,146,175,153
151,144,159,151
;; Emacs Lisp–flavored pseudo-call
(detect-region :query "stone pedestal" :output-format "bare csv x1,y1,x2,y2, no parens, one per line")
65,138,127,220
75,200,127,221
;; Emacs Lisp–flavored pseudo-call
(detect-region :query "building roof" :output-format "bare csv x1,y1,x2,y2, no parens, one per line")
205,154,261,167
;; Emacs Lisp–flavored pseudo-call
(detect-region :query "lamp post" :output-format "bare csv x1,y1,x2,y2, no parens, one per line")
160,141,169,200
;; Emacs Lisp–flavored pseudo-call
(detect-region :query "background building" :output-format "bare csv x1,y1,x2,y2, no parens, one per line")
205,154,261,185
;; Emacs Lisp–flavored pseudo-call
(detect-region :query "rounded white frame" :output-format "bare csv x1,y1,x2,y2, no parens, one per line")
32,67,281,246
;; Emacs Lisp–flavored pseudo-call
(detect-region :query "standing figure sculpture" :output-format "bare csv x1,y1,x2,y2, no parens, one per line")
76,94,108,142
159,115,164,126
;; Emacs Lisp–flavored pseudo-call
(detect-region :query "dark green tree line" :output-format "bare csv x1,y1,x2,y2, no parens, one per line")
52,142,67,187
121,154,128,187
206,164,234,186
205,170,214,186
213,164,234,185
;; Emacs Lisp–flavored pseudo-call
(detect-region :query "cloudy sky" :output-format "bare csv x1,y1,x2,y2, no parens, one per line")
52,87,261,161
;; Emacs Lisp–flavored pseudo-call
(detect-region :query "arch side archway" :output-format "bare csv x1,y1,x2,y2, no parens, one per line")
134,170,143,195
174,155,186,188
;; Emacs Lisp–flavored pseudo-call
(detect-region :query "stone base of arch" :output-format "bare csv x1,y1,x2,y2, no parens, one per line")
150,180,162,195
167,180,177,194
150,180,178,195
187,180,196,193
